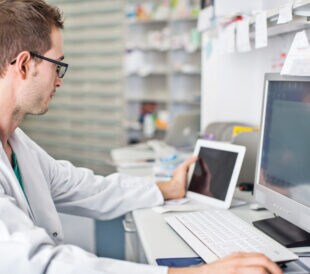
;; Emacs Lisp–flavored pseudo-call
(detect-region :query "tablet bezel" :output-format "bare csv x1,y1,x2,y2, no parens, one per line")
187,139,246,209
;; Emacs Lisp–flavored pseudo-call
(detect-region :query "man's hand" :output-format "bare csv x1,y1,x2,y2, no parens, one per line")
157,156,197,200
168,252,283,274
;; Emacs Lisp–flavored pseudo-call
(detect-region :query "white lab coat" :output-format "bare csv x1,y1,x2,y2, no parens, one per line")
0,128,167,274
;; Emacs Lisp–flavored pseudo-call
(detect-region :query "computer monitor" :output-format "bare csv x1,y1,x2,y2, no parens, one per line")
254,73,310,247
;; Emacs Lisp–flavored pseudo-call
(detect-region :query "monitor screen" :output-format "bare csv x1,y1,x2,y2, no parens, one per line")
255,74,310,233
188,146,238,201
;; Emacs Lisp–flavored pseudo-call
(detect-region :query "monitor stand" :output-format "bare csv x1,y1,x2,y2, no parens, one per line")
253,216,310,248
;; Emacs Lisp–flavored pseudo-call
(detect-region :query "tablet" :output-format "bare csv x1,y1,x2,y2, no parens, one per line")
187,139,246,209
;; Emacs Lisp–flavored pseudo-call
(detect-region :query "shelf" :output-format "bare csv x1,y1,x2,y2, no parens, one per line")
270,0,310,19
125,0,201,143
125,120,167,131
126,70,168,77
126,45,201,53
206,1,310,39
127,16,198,25
172,67,201,74
126,96,168,103
127,18,168,25
171,96,201,104
170,46,201,52
126,46,169,51
126,100,168,104
248,0,310,37
170,16,198,22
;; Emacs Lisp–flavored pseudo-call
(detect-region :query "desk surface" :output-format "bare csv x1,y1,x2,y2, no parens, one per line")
133,190,276,265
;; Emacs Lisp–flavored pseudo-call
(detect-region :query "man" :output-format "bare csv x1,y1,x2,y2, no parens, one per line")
0,0,282,273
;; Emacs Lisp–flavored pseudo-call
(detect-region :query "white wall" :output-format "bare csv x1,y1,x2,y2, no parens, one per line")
201,30,297,130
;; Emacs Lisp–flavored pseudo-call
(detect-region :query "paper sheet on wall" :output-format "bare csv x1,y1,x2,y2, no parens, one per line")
226,23,236,53
281,30,310,76
197,6,214,32
277,3,293,24
219,23,236,54
236,18,251,52
255,11,268,49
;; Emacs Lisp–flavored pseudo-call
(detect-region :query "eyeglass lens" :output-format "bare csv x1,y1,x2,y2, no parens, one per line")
56,65,67,78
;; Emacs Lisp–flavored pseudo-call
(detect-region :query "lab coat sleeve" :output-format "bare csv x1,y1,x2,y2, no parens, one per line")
0,190,168,274
25,129,164,219
18,128,164,219
50,160,164,219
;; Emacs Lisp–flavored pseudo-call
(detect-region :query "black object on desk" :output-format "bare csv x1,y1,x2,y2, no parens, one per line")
253,216,310,248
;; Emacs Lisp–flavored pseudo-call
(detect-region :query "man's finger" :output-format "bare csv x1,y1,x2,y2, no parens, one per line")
180,156,197,168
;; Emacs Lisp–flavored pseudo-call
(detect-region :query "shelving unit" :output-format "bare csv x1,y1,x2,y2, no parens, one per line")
125,0,201,143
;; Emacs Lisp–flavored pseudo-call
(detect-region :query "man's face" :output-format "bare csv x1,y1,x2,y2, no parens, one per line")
23,27,64,115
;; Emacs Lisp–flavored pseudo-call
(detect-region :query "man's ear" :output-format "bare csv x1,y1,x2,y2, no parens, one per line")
14,51,31,79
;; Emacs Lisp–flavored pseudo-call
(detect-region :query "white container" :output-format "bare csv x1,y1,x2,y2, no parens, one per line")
143,114,155,138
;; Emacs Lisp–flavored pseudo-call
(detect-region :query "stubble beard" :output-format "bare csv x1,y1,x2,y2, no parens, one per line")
31,70,50,115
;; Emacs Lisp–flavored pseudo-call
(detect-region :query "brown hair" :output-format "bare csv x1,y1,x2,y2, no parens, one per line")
0,0,64,77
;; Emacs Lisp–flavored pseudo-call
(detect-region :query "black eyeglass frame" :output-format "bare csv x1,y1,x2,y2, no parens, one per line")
10,51,68,78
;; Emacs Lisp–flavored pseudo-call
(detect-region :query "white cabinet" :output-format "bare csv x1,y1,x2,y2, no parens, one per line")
125,0,201,143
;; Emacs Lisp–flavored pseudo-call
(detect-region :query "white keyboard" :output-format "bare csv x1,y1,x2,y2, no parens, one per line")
165,210,298,263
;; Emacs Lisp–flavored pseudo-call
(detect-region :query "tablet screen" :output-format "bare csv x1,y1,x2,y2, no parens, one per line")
188,146,238,201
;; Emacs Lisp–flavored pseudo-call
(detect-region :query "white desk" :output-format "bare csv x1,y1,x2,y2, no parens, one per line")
110,146,309,266
132,190,275,265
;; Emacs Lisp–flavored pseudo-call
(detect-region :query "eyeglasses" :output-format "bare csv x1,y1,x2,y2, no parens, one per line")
10,51,69,78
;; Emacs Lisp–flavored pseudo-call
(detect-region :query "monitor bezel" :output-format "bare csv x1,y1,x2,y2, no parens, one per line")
254,73,310,233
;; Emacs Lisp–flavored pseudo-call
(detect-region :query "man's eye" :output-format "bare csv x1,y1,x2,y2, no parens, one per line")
56,65,60,74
